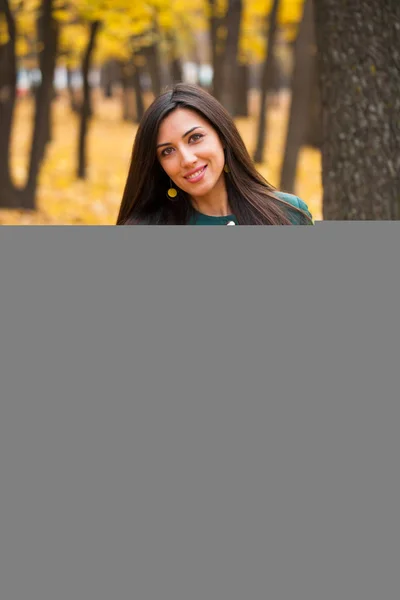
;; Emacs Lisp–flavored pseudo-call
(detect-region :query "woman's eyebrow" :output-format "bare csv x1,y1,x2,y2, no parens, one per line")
157,126,203,149
182,125,202,139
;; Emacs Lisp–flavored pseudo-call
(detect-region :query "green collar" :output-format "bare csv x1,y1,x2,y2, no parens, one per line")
187,192,313,225
190,209,238,226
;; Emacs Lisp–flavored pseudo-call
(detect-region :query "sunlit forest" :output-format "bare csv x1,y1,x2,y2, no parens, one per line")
1,0,398,223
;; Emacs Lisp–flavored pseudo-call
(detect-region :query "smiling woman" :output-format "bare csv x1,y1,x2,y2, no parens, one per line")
116,84,313,225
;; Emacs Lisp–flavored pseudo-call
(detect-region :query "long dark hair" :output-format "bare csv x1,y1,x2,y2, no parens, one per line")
117,83,311,225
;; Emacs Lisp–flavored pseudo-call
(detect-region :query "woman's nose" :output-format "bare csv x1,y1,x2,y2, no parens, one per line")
180,147,197,167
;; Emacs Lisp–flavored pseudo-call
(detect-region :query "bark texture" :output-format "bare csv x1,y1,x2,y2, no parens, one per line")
37,4,58,153
120,61,135,122
0,0,58,209
0,0,17,205
29,0,58,187
280,0,315,192
304,61,322,149
253,0,280,164
120,57,145,123
220,0,243,114
67,67,80,113
314,0,400,219
133,59,145,121
209,0,224,100
234,63,249,117
143,42,162,97
168,33,183,84
77,20,100,180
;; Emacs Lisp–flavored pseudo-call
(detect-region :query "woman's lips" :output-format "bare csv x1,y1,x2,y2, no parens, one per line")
184,165,207,183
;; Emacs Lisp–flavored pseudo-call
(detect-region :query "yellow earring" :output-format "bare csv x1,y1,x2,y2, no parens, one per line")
167,179,178,199
224,164,230,173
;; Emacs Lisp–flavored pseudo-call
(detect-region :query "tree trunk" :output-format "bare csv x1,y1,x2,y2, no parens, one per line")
120,61,135,122
0,0,59,209
209,0,224,100
167,32,183,84
304,59,322,148
77,20,100,180
101,61,114,98
279,0,315,192
314,0,400,219
0,0,17,205
132,58,145,122
25,0,58,208
67,66,80,113
253,0,280,164
234,62,249,117
219,0,243,114
120,57,144,123
36,3,58,154
171,56,183,84
143,42,162,97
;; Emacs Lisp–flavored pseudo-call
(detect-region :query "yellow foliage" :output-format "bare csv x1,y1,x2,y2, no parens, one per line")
60,23,88,50
279,0,304,25
5,0,208,69
53,9,72,24
0,14,9,46
16,37,29,56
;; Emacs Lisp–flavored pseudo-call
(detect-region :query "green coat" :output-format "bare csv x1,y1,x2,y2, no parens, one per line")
189,191,313,225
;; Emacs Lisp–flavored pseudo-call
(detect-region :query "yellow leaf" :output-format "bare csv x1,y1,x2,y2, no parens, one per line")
53,9,72,23
0,15,9,46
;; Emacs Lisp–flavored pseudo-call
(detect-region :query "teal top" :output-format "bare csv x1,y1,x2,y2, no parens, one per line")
189,191,313,225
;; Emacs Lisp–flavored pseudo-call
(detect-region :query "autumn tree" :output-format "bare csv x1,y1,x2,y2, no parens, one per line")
62,0,207,179
0,0,211,208
208,0,272,113
313,0,400,219
208,0,245,109
219,0,243,114
77,19,101,179
0,0,18,206
253,0,280,164
52,1,156,178
208,0,224,99
280,0,315,192
119,55,145,122
49,0,103,179
0,0,59,209
166,30,183,84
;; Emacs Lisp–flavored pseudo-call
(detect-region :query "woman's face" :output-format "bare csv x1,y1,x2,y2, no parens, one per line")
156,108,226,200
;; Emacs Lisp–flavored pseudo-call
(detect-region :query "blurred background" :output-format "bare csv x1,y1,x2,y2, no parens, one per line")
0,1,397,224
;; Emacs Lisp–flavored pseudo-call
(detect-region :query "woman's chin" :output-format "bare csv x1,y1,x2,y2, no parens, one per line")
186,184,214,198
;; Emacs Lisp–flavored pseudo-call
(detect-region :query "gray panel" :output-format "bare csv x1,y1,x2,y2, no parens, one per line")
0,225,399,600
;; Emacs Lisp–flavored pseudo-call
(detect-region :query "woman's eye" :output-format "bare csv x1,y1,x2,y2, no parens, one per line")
160,134,202,157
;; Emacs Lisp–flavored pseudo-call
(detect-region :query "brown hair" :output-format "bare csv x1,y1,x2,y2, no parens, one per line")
117,83,311,225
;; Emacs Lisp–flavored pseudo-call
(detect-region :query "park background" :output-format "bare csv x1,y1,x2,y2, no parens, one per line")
0,0,398,225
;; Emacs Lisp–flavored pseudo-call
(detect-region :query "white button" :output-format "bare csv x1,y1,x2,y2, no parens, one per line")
226,221,236,226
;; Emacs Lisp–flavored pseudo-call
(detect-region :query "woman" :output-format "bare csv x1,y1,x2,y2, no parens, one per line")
116,83,313,225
